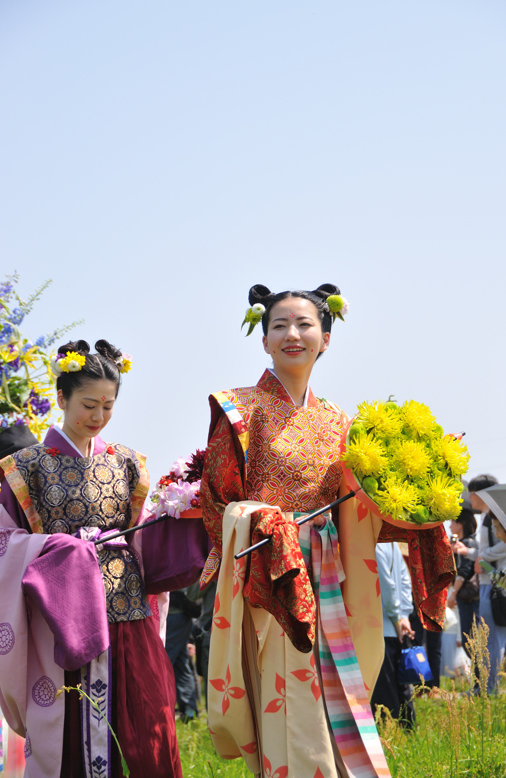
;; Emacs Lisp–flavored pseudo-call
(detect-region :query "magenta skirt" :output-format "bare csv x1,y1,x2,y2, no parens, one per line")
61,616,182,778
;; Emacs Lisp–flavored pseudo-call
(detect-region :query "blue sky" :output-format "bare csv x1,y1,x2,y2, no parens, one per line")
1,0,505,486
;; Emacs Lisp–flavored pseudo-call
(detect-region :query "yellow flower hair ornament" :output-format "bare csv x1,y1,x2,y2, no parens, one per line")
51,351,86,376
339,398,469,528
241,303,266,337
116,353,133,374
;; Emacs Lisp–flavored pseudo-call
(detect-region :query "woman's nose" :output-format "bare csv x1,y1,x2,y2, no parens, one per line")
285,325,299,340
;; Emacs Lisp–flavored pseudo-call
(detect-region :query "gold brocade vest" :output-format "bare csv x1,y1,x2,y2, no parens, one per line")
7,443,151,623
223,371,345,513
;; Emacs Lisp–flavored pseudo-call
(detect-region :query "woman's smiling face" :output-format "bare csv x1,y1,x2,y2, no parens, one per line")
262,297,330,372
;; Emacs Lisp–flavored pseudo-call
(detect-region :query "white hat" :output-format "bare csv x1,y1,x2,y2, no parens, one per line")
478,484,506,530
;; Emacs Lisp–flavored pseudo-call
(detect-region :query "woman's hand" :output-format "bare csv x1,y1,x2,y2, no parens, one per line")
452,540,469,556
474,557,484,575
447,591,457,610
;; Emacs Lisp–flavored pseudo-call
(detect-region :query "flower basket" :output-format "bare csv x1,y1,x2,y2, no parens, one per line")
339,399,469,528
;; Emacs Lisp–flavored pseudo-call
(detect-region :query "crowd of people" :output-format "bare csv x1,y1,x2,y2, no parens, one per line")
0,283,503,777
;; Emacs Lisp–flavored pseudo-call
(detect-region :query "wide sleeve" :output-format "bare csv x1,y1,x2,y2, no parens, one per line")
200,411,246,554
377,520,455,631
0,475,30,531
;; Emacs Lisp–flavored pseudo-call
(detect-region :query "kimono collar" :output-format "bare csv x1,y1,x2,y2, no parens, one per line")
259,368,318,408
44,426,106,457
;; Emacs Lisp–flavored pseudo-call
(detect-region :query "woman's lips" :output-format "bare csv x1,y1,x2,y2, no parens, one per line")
282,347,304,354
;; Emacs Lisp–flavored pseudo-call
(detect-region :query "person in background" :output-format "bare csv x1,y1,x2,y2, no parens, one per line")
447,508,479,658
453,475,500,692
165,588,201,722
371,542,415,728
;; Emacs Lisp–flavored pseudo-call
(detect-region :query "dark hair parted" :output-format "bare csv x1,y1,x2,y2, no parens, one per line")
56,340,123,399
455,508,477,539
248,283,340,336
468,474,498,493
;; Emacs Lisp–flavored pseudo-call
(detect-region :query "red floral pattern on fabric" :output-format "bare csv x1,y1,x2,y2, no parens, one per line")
209,664,246,715
264,673,286,714
263,755,289,778
46,447,60,457
377,521,456,630
290,653,321,701
212,593,231,630
243,506,316,652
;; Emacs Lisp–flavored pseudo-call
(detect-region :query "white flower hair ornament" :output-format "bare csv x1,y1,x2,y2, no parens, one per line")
50,351,86,376
241,303,266,337
326,294,349,322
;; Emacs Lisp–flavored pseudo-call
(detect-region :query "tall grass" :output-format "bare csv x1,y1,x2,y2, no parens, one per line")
178,619,506,777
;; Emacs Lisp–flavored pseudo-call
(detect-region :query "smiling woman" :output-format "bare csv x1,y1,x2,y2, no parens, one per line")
199,284,395,778
0,339,183,778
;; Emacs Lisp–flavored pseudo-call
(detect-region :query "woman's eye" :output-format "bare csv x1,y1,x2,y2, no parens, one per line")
83,405,94,410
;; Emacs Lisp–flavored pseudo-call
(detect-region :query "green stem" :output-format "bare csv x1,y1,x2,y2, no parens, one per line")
59,686,130,777
1,372,22,413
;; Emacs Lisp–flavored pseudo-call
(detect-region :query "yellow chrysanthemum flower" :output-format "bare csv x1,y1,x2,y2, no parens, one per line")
393,439,433,478
423,474,462,521
440,436,470,477
375,476,420,520
401,400,437,437
355,401,402,438
58,351,86,373
341,432,388,479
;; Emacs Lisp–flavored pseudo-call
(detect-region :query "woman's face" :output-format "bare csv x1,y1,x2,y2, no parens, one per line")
450,520,463,539
262,297,330,373
492,518,506,542
57,379,117,441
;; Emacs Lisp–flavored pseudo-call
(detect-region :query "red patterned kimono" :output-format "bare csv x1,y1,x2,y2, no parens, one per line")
201,370,454,778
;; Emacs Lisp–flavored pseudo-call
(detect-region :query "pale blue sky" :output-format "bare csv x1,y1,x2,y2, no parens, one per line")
1,1,505,486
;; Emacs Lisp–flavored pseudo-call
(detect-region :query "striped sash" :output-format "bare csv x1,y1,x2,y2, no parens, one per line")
299,518,391,778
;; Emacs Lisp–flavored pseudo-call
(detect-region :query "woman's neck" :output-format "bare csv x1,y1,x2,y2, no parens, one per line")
271,367,310,407
61,424,93,457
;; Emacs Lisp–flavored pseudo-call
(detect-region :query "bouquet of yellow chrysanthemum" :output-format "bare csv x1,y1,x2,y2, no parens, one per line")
339,399,469,526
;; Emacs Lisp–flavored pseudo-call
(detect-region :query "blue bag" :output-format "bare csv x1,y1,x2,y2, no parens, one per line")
397,643,433,684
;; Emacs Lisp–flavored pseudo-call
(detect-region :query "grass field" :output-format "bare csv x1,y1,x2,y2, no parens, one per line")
177,623,506,778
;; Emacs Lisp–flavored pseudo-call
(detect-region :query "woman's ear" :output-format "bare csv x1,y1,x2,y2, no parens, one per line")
319,332,331,353
262,334,270,354
56,389,66,411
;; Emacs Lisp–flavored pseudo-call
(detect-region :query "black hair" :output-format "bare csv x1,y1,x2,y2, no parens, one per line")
468,474,498,493
56,339,122,399
248,283,341,336
455,508,477,538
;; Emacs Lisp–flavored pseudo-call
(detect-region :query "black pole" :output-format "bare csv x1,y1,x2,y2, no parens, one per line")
93,513,172,544
234,489,357,560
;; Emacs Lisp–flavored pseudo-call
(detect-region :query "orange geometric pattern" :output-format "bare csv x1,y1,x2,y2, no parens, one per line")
224,370,345,513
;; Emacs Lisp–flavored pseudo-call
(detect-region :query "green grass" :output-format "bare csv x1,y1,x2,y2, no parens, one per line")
177,688,506,778
177,623,506,777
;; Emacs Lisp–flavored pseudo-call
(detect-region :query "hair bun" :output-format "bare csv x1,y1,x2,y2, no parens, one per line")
95,339,122,363
248,284,277,307
57,339,90,356
311,283,341,301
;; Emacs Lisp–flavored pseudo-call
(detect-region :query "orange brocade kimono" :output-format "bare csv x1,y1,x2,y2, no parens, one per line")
201,370,454,778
